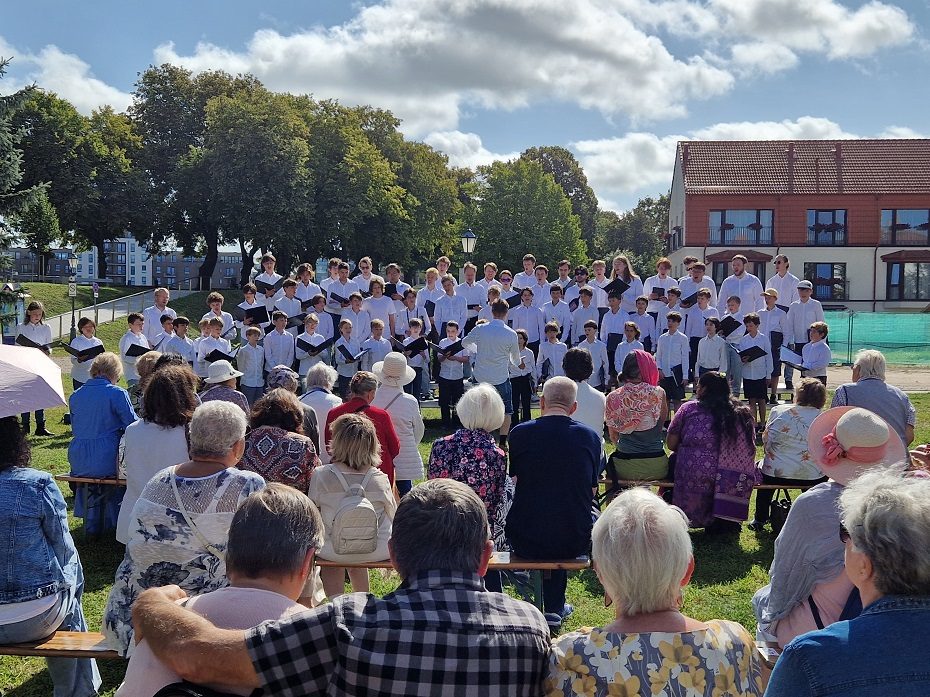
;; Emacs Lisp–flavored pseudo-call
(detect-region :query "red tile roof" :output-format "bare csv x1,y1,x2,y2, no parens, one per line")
678,139,930,195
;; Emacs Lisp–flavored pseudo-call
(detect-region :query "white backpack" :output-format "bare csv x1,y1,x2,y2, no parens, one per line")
329,468,380,555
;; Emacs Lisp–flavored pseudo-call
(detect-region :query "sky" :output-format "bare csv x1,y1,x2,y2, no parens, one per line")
1,0,928,213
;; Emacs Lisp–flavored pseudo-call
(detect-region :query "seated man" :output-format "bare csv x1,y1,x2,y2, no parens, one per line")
506,376,603,632
116,483,322,696
132,479,552,696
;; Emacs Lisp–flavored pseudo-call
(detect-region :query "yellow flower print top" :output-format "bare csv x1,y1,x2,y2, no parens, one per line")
546,620,764,697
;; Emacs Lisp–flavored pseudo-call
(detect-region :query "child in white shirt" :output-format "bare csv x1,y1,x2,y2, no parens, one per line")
697,318,729,377
629,296,658,353
296,314,331,377
361,319,392,372
274,280,304,337
655,311,689,416
263,311,295,374
739,312,774,429
254,253,284,309
577,320,610,390
334,318,362,399
150,314,176,350
197,318,233,368
163,317,196,364
402,318,429,401
614,321,644,382
570,287,600,345
192,318,211,380
69,317,104,388
342,293,372,343
119,312,151,386
237,326,266,406
721,296,746,398
201,291,236,340
538,322,568,382
656,288,682,335
437,321,469,428
362,279,396,337
509,329,538,425
684,288,719,380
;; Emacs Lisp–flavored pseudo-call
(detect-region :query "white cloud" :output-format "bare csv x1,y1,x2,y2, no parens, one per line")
878,126,927,139
422,131,519,170
692,116,857,141
729,42,799,77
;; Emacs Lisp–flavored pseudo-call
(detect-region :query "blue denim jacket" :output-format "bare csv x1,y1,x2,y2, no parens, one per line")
0,467,81,604
766,595,930,696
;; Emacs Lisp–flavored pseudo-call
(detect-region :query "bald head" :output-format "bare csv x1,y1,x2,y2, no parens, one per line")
540,376,577,415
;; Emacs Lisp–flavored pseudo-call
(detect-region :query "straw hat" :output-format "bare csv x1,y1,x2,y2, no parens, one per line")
204,360,243,384
807,407,907,486
372,352,416,387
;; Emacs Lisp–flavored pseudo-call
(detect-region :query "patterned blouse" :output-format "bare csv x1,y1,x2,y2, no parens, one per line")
547,621,764,697
761,405,824,480
239,425,319,493
605,382,665,434
428,428,508,525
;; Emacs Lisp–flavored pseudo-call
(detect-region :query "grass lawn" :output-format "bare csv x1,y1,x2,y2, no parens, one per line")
16,283,145,318
3,313,928,695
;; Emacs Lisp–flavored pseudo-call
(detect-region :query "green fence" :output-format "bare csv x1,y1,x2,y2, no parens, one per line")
825,311,930,366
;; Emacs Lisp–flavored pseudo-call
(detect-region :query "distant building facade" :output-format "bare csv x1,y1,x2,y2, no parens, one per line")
666,139,930,311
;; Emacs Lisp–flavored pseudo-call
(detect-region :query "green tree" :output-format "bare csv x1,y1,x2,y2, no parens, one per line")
520,146,599,252
596,193,669,275
0,58,45,218
466,159,587,272
9,190,60,277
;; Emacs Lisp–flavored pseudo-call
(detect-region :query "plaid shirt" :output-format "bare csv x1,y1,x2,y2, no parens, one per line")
246,570,551,696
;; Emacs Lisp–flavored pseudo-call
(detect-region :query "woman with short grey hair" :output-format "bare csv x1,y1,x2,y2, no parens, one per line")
767,468,930,695
300,364,342,464
547,488,764,696
102,401,265,656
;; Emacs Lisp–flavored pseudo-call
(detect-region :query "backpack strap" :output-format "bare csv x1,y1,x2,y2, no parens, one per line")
331,466,376,493
330,467,352,492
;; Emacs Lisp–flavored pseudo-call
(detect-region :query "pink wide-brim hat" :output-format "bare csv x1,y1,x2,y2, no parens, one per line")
807,406,908,486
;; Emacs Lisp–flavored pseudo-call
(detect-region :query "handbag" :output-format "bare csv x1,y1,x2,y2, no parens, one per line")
769,488,792,536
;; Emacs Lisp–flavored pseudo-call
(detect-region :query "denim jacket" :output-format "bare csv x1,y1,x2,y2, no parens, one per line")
766,595,930,696
0,467,81,604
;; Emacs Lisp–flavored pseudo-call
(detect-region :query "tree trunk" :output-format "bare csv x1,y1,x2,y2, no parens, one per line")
197,224,219,290
239,238,255,287
97,246,108,282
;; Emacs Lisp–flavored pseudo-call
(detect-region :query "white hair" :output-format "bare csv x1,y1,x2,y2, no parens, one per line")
305,363,337,390
854,349,886,381
592,488,693,616
188,401,247,459
542,376,576,412
840,467,930,596
454,384,505,433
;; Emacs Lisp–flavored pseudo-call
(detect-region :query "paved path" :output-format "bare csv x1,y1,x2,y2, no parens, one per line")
46,290,195,341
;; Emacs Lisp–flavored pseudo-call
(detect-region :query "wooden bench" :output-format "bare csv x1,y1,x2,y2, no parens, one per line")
54,475,127,538
0,631,121,660
598,479,813,491
317,552,590,610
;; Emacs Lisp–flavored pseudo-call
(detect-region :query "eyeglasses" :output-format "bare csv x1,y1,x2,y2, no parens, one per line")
839,524,850,544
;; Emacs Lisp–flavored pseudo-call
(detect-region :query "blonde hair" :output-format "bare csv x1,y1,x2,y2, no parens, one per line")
330,413,382,471
90,352,122,382
135,351,163,383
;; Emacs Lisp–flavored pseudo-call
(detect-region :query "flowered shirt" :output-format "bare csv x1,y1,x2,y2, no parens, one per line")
761,405,824,480
428,428,507,522
546,621,764,697
605,382,664,434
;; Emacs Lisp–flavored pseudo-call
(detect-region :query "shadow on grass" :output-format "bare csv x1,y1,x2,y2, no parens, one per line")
688,527,776,586
3,660,125,697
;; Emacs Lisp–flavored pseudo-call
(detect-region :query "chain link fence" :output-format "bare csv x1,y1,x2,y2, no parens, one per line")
825,311,930,366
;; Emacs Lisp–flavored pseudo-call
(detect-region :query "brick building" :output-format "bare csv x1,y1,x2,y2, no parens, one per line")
666,139,930,311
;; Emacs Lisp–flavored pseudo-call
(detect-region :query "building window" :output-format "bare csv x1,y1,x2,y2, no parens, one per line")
803,263,846,301
224,267,235,277
807,210,847,245
167,266,176,277
709,210,774,245
711,261,767,287
131,266,136,276
170,254,177,262
184,267,190,275
881,209,930,245
887,262,930,301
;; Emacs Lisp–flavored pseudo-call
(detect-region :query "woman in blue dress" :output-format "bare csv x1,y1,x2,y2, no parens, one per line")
68,352,137,534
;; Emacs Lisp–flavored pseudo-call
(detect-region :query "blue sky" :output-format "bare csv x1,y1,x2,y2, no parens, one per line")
2,0,928,212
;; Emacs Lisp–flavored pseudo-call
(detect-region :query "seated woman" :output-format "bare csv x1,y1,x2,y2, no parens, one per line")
0,417,101,697
767,467,930,695
372,352,425,496
605,349,668,483
667,371,757,533
753,406,906,649
240,388,319,493
547,487,765,696
103,401,265,656
68,352,137,534
750,378,828,531
267,365,320,449
116,363,200,544
309,413,395,598
299,363,342,464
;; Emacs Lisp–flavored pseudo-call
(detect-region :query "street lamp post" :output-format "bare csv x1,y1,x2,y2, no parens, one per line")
460,227,477,263
67,252,78,341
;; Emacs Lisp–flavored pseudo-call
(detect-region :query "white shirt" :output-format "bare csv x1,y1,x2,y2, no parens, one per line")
657,302,683,335
509,347,537,381
236,299,270,332
765,271,801,307
759,306,787,338
118,331,150,382
201,310,236,340
295,280,322,303
509,303,546,343
142,305,176,345
402,335,428,369
655,330,690,379
801,340,832,377
296,331,330,375
512,270,536,289
354,273,381,295
599,308,627,344
68,334,104,384
588,276,612,308
254,271,285,309
341,308,372,343
395,305,431,338
684,305,719,339
197,336,232,363
542,300,573,342
618,276,644,314
236,343,265,388
456,281,486,319
719,273,764,314
386,280,412,315
361,336,392,372
163,335,196,364
434,293,468,334
416,284,445,315
334,336,362,377
438,337,468,380
192,337,208,378
263,329,295,370
150,330,175,351
697,334,729,372
571,304,601,346
677,276,718,308
614,338,644,374
299,389,342,463
738,331,773,380
460,319,521,385
325,279,360,315
538,340,568,378
785,298,825,346
527,281,551,308
371,385,424,481
362,295,396,333
572,381,607,451
643,274,678,314
628,311,657,348
577,339,609,387
721,310,746,345
477,277,502,291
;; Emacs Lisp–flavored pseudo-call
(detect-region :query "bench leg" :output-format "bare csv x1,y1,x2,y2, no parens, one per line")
530,571,544,612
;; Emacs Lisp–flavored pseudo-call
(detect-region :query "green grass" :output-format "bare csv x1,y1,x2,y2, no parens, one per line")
91,292,214,352
3,337,929,695
18,283,144,318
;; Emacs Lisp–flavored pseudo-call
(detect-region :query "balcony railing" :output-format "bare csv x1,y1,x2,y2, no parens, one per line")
808,224,846,246
709,224,774,246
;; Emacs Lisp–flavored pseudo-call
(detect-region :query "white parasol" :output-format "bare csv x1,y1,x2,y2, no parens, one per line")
0,343,67,419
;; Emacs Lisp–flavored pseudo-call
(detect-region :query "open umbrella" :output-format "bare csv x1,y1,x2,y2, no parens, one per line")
0,344,67,419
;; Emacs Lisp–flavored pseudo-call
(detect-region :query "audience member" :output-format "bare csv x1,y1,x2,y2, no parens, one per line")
507,377,602,631
267,365,320,450
103,401,265,656
240,389,319,493
0,417,101,697
767,468,930,695
372,353,425,496
68,352,137,534
116,363,199,544
299,364,342,464
750,378,829,531
831,349,916,446
200,359,249,415
666,371,757,533
753,407,906,649
547,488,764,696
562,347,606,450
115,484,322,697
605,350,669,482
132,479,551,696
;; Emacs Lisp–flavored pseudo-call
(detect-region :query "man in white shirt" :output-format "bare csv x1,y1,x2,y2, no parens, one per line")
718,254,764,314
353,256,380,295
553,260,573,290
542,284,572,343
509,287,546,357
528,266,551,308
677,261,718,309
263,311,296,373
512,253,537,290
254,254,285,310
784,279,825,389
570,287,600,346
477,262,502,290
642,257,677,320
765,254,800,308
434,274,468,338
142,288,176,345
677,255,700,284
461,300,522,447
325,261,360,315
456,263,486,335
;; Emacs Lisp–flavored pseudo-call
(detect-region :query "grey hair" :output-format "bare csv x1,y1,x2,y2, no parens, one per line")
592,488,693,616
455,384,505,432
854,350,886,381
542,376,577,412
349,371,379,396
390,479,489,579
840,467,930,596
188,401,247,459
226,483,324,579
306,363,337,390
90,352,122,382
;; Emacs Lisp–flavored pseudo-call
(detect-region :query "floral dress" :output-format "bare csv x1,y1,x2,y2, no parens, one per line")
546,621,765,697
102,466,265,656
